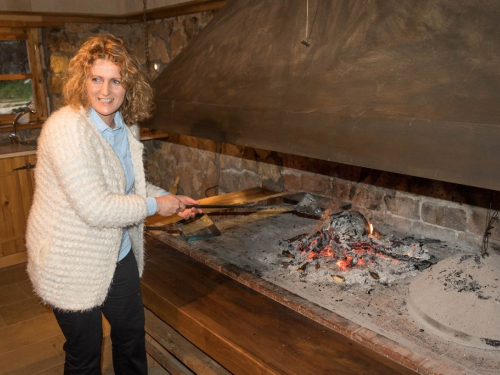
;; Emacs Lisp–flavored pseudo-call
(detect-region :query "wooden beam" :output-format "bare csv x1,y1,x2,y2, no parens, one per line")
0,250,27,269
0,0,227,27
0,74,32,81
27,28,49,122
0,15,63,27
0,31,27,39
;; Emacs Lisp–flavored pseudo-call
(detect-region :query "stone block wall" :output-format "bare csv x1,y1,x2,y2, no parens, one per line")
145,135,500,254
42,12,216,112
285,163,500,253
143,135,285,199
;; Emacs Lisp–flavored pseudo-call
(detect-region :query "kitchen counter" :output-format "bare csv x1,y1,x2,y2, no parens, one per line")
0,124,168,160
0,142,37,159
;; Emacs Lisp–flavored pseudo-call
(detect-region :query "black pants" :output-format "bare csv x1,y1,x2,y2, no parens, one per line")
53,250,147,375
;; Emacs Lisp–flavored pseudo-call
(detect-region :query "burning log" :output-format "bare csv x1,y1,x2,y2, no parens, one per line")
327,211,371,243
297,263,308,273
349,240,437,271
286,233,308,243
331,275,345,284
280,210,439,286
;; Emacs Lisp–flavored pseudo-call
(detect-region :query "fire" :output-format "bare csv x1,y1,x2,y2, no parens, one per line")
336,256,353,271
307,252,318,260
307,246,335,260
320,245,334,257
334,250,367,270
282,210,436,282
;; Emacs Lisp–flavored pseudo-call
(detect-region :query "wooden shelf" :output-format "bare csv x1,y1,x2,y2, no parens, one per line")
0,122,43,133
140,127,170,141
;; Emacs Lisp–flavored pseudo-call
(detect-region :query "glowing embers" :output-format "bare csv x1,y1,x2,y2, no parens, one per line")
278,211,437,286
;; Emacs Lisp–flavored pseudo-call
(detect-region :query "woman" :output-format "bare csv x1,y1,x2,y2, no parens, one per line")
26,34,199,374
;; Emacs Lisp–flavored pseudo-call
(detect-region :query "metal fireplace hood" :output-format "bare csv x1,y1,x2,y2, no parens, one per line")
145,0,500,191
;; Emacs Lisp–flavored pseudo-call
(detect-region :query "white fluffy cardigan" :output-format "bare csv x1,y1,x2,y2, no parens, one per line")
26,106,164,311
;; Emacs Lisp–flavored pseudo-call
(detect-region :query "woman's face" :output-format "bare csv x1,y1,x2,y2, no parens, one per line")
86,59,126,126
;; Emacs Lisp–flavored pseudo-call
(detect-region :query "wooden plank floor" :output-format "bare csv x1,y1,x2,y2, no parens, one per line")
0,262,169,375
142,235,419,375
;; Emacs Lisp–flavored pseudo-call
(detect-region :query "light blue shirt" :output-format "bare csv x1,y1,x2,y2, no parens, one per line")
89,109,166,261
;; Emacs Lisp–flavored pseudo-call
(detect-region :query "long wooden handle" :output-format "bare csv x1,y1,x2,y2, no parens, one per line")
185,204,292,209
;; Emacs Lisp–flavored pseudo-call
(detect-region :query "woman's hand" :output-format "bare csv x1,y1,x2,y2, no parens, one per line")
176,195,202,219
155,195,201,219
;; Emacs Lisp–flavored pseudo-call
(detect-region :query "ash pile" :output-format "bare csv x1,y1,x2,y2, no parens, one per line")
438,254,499,301
278,211,438,287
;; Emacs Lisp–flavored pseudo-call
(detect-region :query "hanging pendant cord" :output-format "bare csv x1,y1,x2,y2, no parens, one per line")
302,0,320,47
143,0,150,71
305,0,309,40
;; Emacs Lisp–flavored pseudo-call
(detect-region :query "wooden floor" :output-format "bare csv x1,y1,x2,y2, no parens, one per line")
0,262,169,375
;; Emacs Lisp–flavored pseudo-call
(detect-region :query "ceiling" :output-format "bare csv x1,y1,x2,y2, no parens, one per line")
0,0,189,15
0,0,226,26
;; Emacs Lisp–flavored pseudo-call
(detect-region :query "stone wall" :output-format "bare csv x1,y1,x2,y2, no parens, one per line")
38,10,500,255
42,11,216,112
144,136,500,254
284,168,499,253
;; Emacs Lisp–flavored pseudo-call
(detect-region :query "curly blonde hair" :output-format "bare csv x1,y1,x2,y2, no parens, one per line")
63,33,154,125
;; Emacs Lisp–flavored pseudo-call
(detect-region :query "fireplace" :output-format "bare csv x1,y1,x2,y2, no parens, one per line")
275,209,442,295
142,0,500,257
143,189,500,374
142,105,500,375
140,1,500,373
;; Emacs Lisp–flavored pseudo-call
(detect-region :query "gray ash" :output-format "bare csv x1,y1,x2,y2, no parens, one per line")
439,265,493,300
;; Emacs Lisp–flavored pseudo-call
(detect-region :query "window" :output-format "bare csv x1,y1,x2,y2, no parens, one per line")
0,28,47,127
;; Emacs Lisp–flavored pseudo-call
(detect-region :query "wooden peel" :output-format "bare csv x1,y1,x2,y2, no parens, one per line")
146,187,292,227
185,193,324,218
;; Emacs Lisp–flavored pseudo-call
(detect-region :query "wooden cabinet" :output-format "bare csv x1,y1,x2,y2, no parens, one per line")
0,153,36,267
